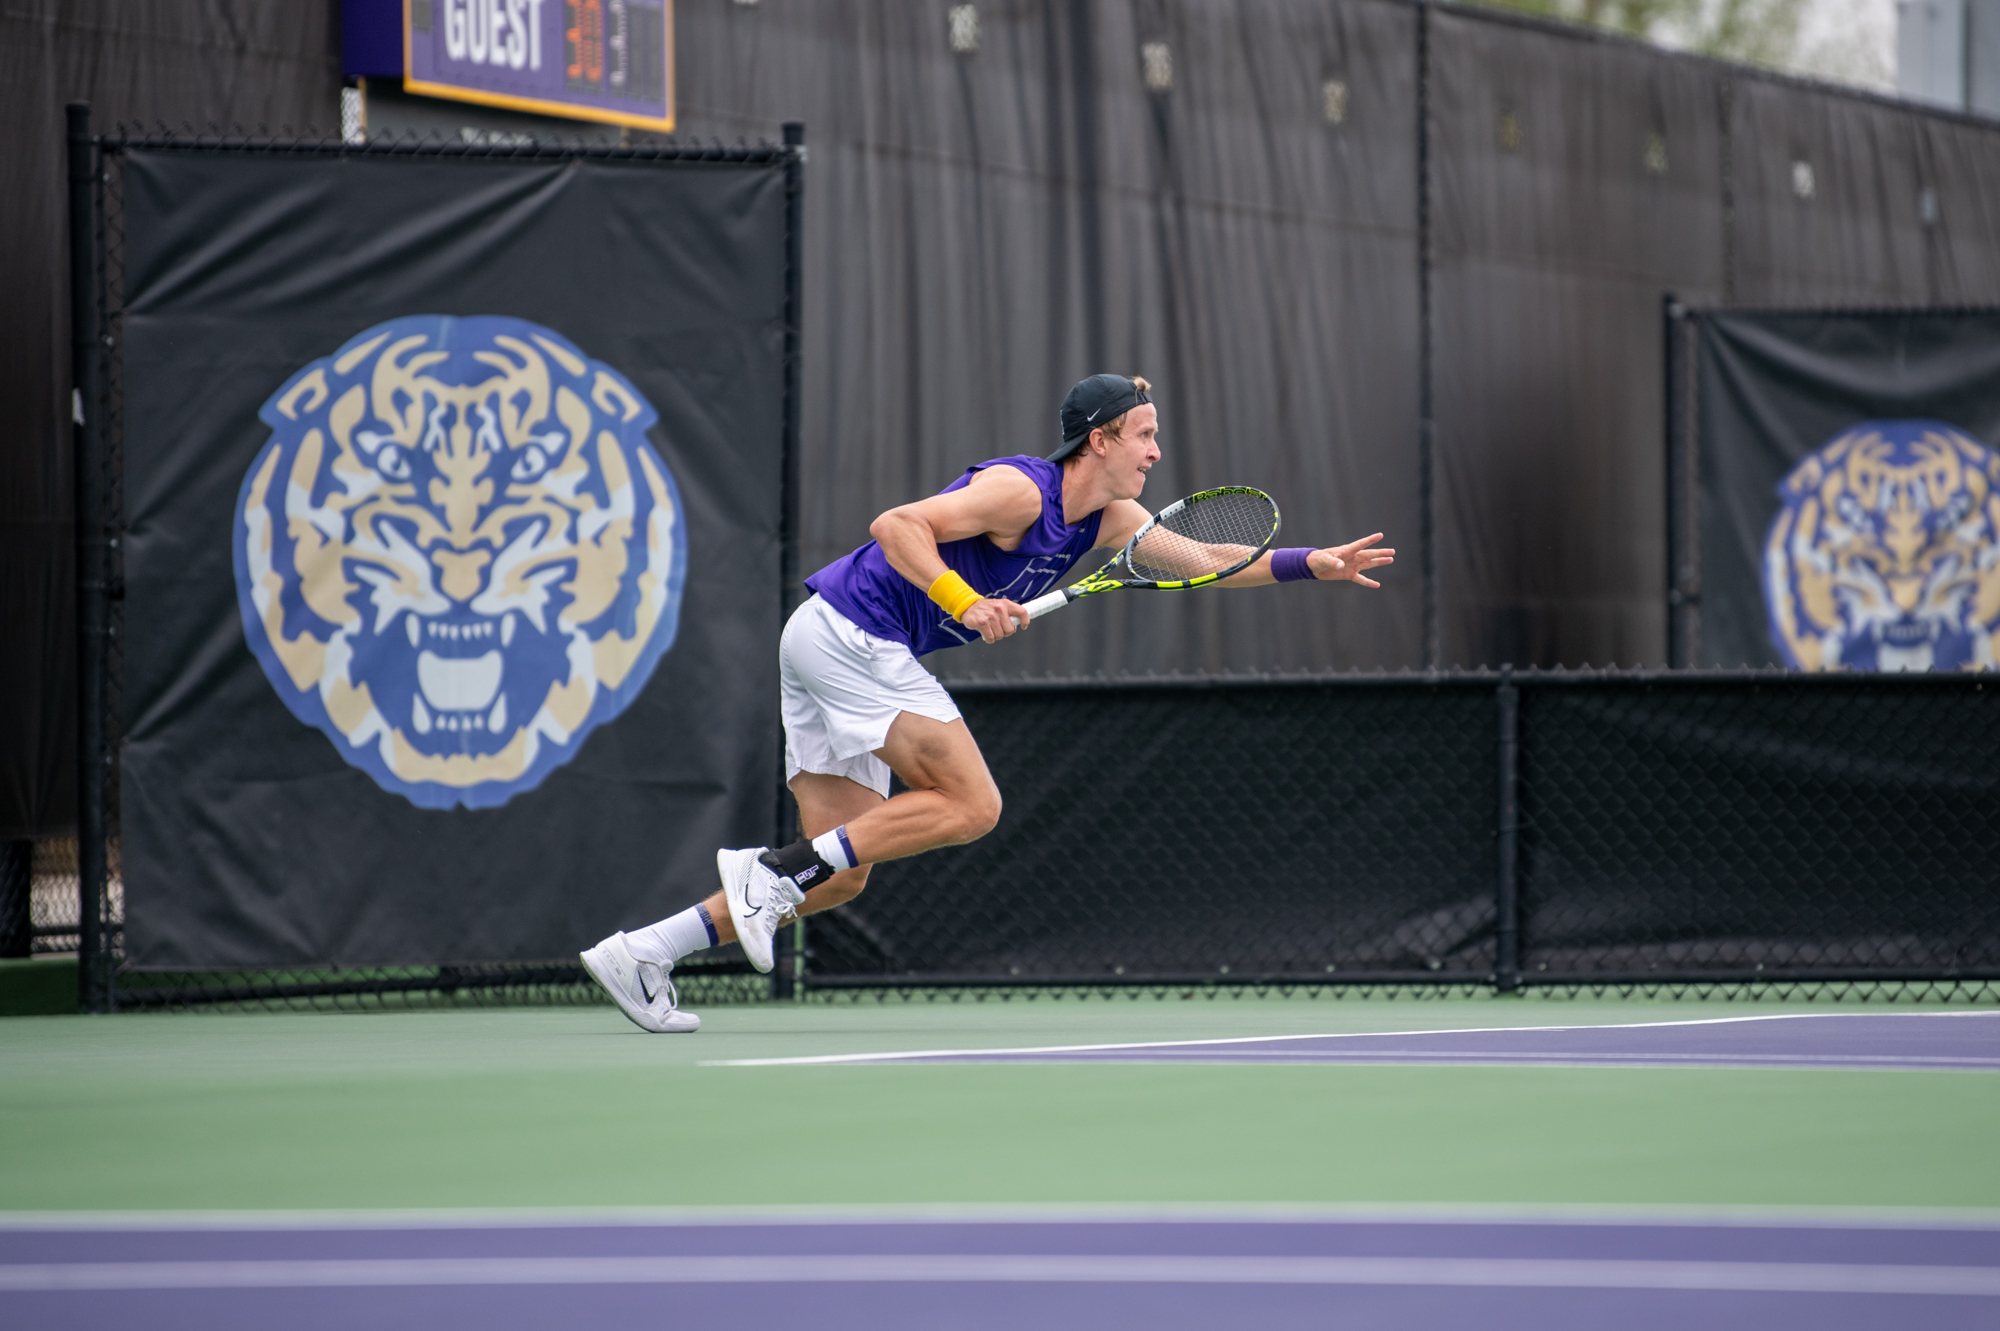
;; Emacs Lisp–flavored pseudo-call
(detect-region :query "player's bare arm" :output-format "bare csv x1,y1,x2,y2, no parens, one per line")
870,465,1045,642
1092,497,1153,554
1217,532,1396,588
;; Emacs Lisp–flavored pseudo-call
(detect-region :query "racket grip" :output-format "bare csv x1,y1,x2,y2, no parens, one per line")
1008,589,1070,629
1022,589,1070,619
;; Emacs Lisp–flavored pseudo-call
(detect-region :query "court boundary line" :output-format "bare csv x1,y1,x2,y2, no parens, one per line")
5,1253,1999,1295
702,1009,2000,1068
845,1055,2000,1072
6,1202,2000,1232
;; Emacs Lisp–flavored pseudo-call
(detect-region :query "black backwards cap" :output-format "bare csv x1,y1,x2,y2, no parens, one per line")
1049,374,1151,463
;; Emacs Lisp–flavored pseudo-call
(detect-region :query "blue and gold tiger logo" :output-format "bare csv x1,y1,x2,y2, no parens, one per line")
233,316,685,808
1764,420,2000,671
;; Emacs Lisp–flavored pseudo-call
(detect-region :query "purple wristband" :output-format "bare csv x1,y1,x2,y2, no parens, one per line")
1271,547,1317,583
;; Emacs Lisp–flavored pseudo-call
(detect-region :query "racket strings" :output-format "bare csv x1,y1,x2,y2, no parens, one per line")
1127,490,1277,582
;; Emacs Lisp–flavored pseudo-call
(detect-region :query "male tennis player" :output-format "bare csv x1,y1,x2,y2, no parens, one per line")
582,374,1393,1031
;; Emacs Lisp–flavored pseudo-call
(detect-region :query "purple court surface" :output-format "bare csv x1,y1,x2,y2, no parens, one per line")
3,1211,1998,1330
717,1011,2000,1071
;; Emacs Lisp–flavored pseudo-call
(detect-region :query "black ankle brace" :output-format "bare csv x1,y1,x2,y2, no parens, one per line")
760,840,838,891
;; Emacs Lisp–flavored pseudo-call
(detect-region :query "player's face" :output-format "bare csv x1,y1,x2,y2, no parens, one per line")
1100,404,1160,500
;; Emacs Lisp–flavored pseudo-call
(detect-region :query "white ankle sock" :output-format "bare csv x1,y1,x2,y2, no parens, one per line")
622,904,717,966
812,826,860,871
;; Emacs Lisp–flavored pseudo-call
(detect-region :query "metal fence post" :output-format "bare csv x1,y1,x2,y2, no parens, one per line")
771,120,807,1001
1663,293,1680,666
1664,295,1699,669
68,103,111,1014
1494,668,1521,992
1416,0,1438,671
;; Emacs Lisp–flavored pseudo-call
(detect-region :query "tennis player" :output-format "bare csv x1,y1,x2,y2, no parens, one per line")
582,374,1393,1031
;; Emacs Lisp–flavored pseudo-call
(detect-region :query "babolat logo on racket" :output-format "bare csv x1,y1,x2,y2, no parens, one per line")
232,315,686,809
1764,420,2000,671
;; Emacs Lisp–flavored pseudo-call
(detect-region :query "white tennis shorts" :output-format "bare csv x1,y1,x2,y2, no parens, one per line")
781,594,962,798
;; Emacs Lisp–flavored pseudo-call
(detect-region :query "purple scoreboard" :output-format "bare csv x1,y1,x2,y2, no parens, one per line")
402,0,674,131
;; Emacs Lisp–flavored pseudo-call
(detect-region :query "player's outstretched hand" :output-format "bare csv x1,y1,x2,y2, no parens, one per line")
963,597,1031,642
1308,534,1395,589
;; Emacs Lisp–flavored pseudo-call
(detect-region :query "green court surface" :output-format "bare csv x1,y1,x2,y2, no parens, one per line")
2,998,1996,1216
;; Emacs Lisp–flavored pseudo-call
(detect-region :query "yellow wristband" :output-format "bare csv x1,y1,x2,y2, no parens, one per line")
927,570,984,622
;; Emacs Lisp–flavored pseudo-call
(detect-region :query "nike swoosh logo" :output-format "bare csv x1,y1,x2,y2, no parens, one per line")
639,972,658,1002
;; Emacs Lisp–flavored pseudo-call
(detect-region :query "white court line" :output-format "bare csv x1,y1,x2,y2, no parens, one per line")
980,1052,2000,1067
704,1009,2000,1068
4,1254,1998,1296
7,1201,2000,1232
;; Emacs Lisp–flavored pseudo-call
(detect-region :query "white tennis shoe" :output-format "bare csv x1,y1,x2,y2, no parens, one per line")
717,847,805,974
580,932,700,1033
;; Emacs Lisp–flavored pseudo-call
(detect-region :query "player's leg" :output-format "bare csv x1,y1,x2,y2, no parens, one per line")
834,710,1002,863
577,599,836,1027
703,771,881,947
717,594,1009,969
585,709,993,1013
712,708,1001,969
704,721,998,945
738,709,1000,891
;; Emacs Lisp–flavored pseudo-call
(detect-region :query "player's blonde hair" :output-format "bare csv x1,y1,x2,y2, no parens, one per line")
1095,376,1153,446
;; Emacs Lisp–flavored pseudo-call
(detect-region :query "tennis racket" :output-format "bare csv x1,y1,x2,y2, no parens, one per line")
1006,486,1280,630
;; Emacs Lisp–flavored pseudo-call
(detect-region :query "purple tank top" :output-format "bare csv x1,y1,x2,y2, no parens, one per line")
805,456,1105,656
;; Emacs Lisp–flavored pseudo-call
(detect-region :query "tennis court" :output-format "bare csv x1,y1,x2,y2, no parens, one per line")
15,6,2000,1329
4,995,1996,1327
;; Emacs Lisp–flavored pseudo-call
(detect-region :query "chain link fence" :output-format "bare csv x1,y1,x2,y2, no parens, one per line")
1518,678,1999,982
45,121,2000,1013
0,839,121,959
810,680,1498,985
804,673,2000,997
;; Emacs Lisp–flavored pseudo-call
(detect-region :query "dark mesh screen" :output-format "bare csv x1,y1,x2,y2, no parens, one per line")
806,674,2000,989
1519,679,2000,979
812,681,1496,983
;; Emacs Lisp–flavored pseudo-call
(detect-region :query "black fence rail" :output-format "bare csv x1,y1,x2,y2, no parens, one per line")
805,671,2000,993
